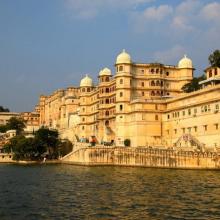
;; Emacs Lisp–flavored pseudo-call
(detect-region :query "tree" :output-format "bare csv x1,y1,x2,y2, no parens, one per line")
0,106,10,112
35,128,60,159
124,139,131,147
6,117,25,135
181,75,206,93
209,50,220,67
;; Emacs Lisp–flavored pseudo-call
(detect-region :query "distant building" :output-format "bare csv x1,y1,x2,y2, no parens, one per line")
37,50,220,149
0,112,19,125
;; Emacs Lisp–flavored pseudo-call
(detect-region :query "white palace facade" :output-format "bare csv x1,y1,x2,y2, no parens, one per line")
37,50,220,150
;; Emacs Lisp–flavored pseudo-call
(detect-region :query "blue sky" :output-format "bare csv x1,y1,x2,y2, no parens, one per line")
0,0,220,112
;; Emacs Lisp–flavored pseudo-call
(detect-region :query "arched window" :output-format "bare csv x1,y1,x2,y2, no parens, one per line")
120,105,123,111
151,69,154,73
151,81,155,86
156,80,160,86
151,91,155,96
105,120,109,126
119,66,123,71
156,91,160,96
87,88,90,92
156,69,159,73
106,88,109,93
106,99,109,104
105,111,109,116
82,88,85,92
106,76,110,82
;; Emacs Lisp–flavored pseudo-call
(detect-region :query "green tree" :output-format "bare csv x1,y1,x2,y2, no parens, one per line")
0,106,10,112
59,139,73,156
35,128,60,159
181,75,206,93
209,50,220,67
6,117,25,135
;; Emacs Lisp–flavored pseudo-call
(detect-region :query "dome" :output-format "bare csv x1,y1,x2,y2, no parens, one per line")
99,67,112,76
178,55,193,69
116,49,132,64
80,74,93,87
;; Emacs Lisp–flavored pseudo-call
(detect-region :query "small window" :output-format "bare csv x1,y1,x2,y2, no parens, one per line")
174,129,177,134
120,79,123,84
215,124,219,130
167,114,170,119
142,91,144,96
215,68,217,75
120,92,123,97
141,82,144,87
119,66,123,71
166,72,169,76
120,105,123,111
155,115,158,120
204,125,207,131
194,126,197,132
209,70,212,77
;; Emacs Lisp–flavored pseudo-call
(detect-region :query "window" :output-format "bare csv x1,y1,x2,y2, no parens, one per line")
188,109,191,115
215,124,219,130
188,127,191,133
174,129,177,134
120,105,123,111
209,70,212,77
182,128,185,134
167,114,170,119
215,68,218,75
215,104,219,110
106,99,109,104
119,66,123,71
182,111,185,116
142,91,144,96
87,88,90,92
105,111,109,116
141,69,144,74
106,88,109,93
82,126,84,130
82,118,85,122
166,72,169,76
82,88,85,92
194,108,197,114
194,126,197,132
151,91,155,96
141,82,144,87
155,115,158,120
120,92,123,97
106,77,110,82
151,81,155,86
156,69,159,73
120,79,123,84
204,125,207,131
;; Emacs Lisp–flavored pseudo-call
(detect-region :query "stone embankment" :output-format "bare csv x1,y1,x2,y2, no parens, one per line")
61,145,220,169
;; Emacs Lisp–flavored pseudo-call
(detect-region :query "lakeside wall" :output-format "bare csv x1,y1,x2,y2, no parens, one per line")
0,153,13,163
62,146,220,169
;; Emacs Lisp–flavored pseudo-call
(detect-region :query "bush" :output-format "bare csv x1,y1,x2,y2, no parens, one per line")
124,139,131,147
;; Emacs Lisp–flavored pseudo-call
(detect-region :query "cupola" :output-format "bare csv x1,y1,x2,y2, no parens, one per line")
178,55,193,69
80,74,93,87
116,49,132,64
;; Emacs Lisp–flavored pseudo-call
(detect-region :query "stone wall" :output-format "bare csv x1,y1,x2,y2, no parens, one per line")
62,146,220,169
0,153,13,163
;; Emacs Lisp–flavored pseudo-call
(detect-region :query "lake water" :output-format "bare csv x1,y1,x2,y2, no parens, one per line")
0,164,220,220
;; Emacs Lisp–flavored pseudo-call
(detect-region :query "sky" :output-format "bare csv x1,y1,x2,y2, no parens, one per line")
0,0,220,112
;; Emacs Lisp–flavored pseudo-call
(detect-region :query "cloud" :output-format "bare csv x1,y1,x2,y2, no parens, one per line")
200,2,220,22
153,45,185,64
65,0,154,19
141,5,173,21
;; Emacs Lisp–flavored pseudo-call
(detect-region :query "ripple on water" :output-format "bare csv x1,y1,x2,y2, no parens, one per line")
0,165,220,220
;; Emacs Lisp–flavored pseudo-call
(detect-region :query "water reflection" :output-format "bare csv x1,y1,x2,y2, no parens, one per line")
0,165,220,220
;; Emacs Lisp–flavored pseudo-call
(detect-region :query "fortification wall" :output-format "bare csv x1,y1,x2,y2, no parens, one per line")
62,147,220,169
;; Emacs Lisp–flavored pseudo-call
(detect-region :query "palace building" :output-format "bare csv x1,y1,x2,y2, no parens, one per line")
37,50,220,150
